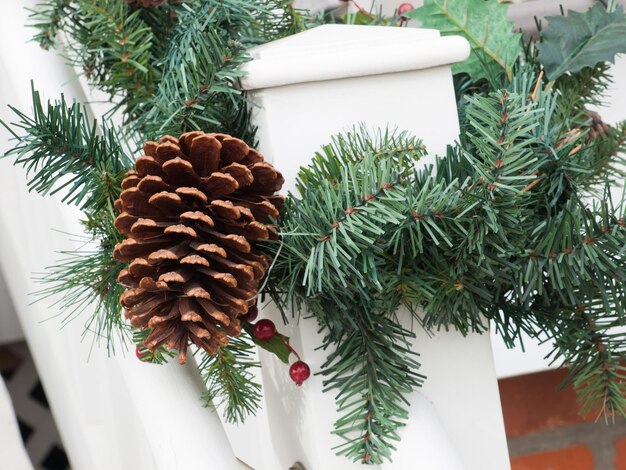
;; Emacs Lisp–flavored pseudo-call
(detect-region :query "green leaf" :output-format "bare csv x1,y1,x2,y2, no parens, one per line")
537,3,626,80
242,322,292,364
406,0,521,81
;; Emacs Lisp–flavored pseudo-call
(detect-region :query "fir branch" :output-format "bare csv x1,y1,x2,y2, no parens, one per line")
1,84,132,351
61,0,161,118
543,295,626,420
134,0,302,140
34,240,129,353
29,0,78,50
133,0,252,139
1,84,132,211
322,306,424,465
199,334,262,424
266,86,626,462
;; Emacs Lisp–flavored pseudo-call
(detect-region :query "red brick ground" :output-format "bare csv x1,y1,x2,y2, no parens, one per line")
510,444,594,470
614,436,626,469
499,368,595,438
500,368,626,469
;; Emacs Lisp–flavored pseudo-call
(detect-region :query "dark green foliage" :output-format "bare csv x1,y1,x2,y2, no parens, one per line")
35,240,129,353
1,85,132,351
27,0,306,136
406,0,522,81
1,85,132,210
264,73,626,461
133,1,256,140
321,300,424,464
242,322,292,364
199,334,262,424
537,3,626,80
130,0,305,140
4,0,626,464
29,0,76,50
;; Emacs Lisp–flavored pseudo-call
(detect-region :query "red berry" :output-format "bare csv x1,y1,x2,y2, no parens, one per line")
253,319,276,341
241,305,259,323
135,346,144,360
398,3,414,15
289,361,311,386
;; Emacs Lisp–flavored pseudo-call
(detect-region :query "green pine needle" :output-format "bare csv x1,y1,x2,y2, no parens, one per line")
199,334,262,424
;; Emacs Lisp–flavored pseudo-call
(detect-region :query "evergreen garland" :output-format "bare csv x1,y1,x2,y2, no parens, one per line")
2,0,626,466
5,0,305,417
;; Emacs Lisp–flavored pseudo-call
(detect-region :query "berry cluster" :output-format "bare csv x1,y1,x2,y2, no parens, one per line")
249,308,311,386
136,303,311,386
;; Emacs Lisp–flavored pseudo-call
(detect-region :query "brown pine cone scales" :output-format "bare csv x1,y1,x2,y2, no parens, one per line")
113,132,285,364
586,109,610,141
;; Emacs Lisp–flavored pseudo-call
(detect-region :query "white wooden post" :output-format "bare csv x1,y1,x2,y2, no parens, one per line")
0,270,22,345
0,377,33,470
236,25,510,470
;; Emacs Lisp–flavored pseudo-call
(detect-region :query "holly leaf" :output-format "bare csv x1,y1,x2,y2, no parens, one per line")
537,3,626,80
242,323,292,364
405,0,521,81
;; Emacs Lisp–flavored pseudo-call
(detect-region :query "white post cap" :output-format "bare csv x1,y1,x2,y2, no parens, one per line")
240,24,470,90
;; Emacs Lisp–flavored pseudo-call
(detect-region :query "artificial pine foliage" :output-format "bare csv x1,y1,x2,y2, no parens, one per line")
1,85,132,351
262,67,626,462
199,334,262,424
123,0,169,7
2,0,626,465
5,0,304,421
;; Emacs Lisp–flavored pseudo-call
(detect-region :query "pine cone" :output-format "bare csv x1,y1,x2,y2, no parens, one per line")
123,0,168,7
586,109,610,142
113,132,285,364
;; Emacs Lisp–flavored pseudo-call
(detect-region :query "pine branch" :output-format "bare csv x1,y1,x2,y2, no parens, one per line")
134,328,176,364
265,86,626,462
34,239,130,354
60,0,161,118
542,294,626,420
322,305,424,465
132,1,249,139
295,125,424,194
1,84,132,211
199,333,262,424
1,84,132,351
29,0,77,50
134,0,302,140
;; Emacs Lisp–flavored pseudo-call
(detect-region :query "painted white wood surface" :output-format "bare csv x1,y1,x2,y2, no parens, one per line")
239,25,510,470
0,377,33,470
0,270,22,345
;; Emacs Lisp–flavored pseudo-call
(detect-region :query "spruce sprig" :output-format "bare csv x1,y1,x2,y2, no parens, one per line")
1,84,132,210
199,334,263,424
265,84,626,462
28,0,76,50
1,85,133,351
